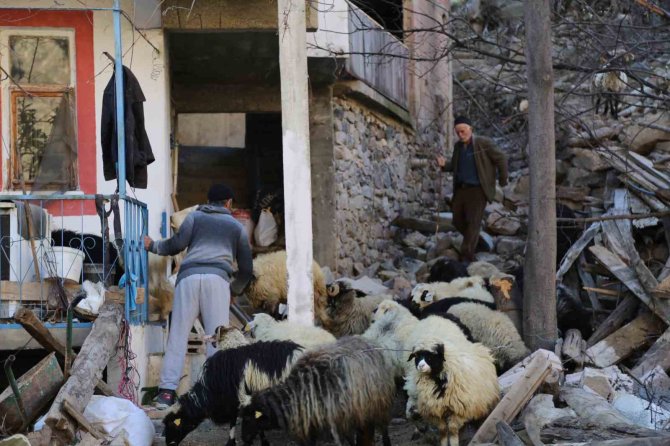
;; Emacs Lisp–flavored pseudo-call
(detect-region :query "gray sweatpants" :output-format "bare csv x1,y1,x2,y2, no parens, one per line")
159,274,230,390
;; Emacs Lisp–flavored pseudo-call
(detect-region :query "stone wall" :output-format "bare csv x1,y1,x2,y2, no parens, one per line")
333,96,445,275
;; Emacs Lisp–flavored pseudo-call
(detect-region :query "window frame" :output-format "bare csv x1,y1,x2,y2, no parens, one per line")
0,27,78,191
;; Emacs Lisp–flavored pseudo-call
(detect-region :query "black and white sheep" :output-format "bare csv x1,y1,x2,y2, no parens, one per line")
240,336,396,446
405,316,499,446
163,340,303,446
245,250,327,316
428,258,469,283
247,312,336,348
318,281,391,337
591,62,629,119
410,276,494,309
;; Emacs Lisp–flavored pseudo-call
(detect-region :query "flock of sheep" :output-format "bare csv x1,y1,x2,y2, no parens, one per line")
162,251,531,446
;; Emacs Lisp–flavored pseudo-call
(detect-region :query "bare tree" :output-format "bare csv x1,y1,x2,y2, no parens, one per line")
522,0,558,350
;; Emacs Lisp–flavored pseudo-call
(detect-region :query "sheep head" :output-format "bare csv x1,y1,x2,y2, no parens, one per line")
240,397,280,445
408,343,448,397
325,281,355,316
410,284,436,307
163,407,201,446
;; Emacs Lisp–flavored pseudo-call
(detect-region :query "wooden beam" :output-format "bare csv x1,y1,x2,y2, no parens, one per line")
585,311,666,368
630,326,670,379
586,295,639,347
556,223,600,282
45,303,123,444
13,307,114,396
0,280,145,304
469,352,556,445
589,245,670,323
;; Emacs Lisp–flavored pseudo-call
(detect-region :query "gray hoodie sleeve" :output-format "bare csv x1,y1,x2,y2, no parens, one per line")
230,229,253,295
150,213,195,256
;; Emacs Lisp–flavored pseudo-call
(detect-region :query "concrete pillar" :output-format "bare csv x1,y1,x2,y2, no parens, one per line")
310,86,336,270
277,0,314,325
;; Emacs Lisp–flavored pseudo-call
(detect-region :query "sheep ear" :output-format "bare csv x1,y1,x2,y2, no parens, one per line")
255,411,263,419
407,352,416,362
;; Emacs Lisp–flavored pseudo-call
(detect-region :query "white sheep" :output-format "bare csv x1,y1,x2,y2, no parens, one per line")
245,250,327,316
318,281,391,337
410,276,494,309
362,300,420,379
444,302,529,372
404,316,499,446
246,312,336,349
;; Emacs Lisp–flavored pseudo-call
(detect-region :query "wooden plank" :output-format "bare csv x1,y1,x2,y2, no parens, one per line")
561,328,586,368
589,245,670,323
0,280,145,305
630,327,670,379
62,399,105,440
579,253,602,311
586,295,639,347
556,222,600,282
585,311,666,368
469,352,556,445
495,421,525,446
45,303,123,444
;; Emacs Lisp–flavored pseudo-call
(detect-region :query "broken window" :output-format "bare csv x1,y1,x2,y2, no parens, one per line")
349,0,404,40
4,33,77,190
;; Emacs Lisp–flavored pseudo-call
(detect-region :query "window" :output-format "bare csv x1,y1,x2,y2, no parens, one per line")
2,31,77,190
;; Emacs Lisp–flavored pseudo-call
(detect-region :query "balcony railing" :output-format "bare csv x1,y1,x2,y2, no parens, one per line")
0,193,148,328
346,3,409,109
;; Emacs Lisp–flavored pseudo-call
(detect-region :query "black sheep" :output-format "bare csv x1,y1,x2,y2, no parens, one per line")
163,340,303,446
427,258,469,283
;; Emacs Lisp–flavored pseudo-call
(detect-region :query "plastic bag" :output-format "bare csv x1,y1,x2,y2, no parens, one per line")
83,396,154,446
254,208,278,247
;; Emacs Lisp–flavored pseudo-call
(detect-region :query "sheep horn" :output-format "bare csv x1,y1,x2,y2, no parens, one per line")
327,283,340,297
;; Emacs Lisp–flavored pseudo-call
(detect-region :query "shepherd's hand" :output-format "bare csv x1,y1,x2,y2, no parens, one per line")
143,236,153,251
436,155,446,168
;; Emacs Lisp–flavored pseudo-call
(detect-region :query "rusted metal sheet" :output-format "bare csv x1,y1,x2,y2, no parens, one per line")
0,352,63,434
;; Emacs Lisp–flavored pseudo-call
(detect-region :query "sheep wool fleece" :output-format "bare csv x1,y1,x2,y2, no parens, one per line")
160,274,230,390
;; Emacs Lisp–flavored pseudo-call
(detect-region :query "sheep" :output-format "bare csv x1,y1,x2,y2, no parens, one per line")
162,340,303,446
362,299,420,379
428,258,469,283
404,316,499,446
246,312,336,348
440,302,529,372
410,276,494,309
240,336,396,446
318,281,391,337
210,325,252,350
592,63,629,119
245,250,327,316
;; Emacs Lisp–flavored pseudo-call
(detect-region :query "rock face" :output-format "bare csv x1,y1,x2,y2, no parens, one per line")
333,97,446,275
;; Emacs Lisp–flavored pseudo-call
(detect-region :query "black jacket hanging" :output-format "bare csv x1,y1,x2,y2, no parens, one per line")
101,65,155,189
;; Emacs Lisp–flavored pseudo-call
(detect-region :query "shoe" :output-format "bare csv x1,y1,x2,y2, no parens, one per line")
153,389,176,409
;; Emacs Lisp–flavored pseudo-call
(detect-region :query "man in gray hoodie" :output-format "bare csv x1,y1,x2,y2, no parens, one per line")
144,183,253,408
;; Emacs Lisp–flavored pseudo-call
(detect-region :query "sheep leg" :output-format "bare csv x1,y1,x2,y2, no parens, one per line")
259,430,270,446
225,422,236,446
355,424,375,446
380,426,392,446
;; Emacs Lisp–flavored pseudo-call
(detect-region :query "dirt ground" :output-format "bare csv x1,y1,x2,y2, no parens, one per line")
150,394,469,446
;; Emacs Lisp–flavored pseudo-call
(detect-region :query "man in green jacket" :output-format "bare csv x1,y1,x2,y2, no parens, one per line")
437,116,508,262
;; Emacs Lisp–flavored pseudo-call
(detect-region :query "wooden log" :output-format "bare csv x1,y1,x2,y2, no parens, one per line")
561,386,657,429
557,223,600,282
390,216,454,233
586,295,639,347
45,303,123,444
585,311,666,368
13,307,113,396
540,417,670,444
589,245,670,323
562,329,586,368
495,421,524,446
61,399,106,440
469,352,557,445
652,275,670,299
630,326,670,379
